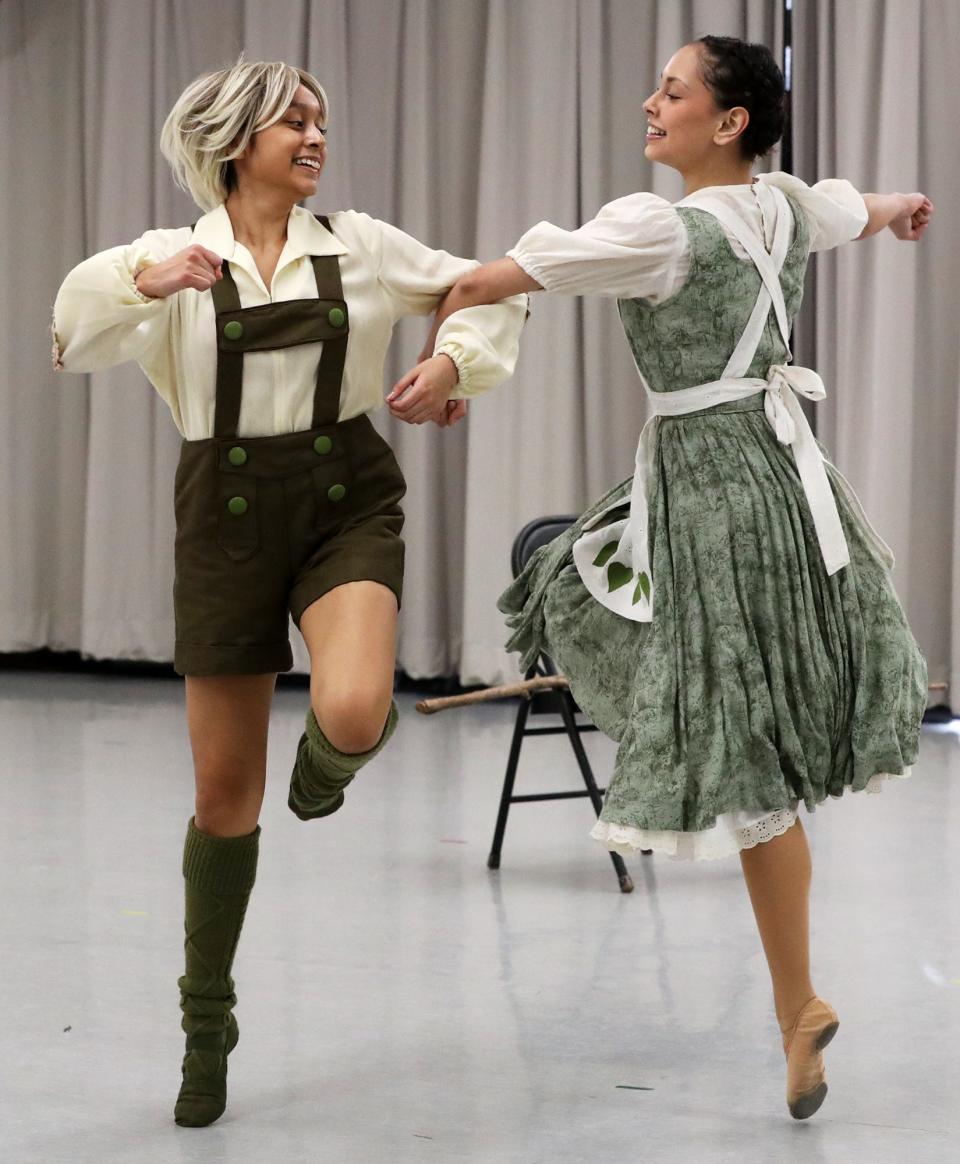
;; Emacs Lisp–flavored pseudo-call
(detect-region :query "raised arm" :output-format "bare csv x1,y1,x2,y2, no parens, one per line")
389,194,684,424
52,228,218,374
857,192,933,241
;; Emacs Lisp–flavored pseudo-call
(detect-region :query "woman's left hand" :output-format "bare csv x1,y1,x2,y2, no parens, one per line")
388,354,460,425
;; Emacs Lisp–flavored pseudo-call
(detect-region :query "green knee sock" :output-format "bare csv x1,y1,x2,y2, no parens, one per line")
174,818,259,1129
288,700,399,820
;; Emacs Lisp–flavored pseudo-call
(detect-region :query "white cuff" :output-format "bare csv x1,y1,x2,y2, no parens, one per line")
506,246,555,292
434,342,470,393
50,311,65,371
127,245,161,304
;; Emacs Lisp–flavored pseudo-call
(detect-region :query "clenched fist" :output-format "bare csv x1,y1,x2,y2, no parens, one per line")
889,193,933,242
135,244,224,298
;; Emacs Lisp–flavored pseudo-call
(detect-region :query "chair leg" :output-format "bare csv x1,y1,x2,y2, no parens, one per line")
487,696,531,870
556,692,634,894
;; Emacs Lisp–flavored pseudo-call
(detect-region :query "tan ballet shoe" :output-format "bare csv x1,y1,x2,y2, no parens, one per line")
779,997,839,1120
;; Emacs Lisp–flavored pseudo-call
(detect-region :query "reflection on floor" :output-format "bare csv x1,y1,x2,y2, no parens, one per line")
1,671,957,1164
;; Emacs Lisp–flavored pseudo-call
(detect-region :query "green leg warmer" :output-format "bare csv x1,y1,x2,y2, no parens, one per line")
174,818,259,1129
288,700,399,820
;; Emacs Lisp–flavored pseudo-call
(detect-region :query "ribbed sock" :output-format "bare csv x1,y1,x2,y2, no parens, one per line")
175,818,259,1128
288,700,399,820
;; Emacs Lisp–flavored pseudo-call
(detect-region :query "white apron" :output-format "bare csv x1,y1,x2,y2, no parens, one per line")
572,185,893,622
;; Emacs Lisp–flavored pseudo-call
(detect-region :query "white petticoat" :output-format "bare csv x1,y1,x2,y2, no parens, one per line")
590,769,912,861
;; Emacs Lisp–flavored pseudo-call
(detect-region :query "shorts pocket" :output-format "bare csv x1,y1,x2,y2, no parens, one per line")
216,473,260,561
340,432,407,520
310,460,357,529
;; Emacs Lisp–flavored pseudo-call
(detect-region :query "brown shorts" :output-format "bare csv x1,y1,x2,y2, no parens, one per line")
172,414,405,676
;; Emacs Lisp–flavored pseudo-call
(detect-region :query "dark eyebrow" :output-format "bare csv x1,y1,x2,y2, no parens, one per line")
662,74,689,88
287,100,323,116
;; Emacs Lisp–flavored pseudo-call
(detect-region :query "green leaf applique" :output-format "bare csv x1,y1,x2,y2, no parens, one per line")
632,571,651,605
592,541,619,568
607,562,633,593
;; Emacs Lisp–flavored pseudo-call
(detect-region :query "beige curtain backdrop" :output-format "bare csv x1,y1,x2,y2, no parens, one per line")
791,0,960,707
1,0,955,698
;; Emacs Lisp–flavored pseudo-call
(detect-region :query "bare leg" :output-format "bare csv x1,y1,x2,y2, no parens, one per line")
740,818,838,1119
739,818,815,1026
186,673,277,836
286,582,399,820
300,580,398,753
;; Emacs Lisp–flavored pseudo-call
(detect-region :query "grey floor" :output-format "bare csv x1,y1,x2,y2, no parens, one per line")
1,672,958,1164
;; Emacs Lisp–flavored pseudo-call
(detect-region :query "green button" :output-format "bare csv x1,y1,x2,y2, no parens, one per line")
313,435,333,456
227,446,247,466
223,320,243,340
227,496,248,516
327,306,345,328
327,484,346,502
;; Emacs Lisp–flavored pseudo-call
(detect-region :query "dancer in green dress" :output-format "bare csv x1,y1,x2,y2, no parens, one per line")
390,36,931,1119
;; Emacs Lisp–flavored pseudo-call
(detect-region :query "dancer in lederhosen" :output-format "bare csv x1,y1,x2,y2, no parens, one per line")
390,36,930,1119
53,59,525,1126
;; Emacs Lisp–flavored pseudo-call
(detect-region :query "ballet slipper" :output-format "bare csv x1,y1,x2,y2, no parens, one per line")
779,996,839,1120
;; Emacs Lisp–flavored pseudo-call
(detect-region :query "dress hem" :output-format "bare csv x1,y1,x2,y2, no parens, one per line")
591,767,912,862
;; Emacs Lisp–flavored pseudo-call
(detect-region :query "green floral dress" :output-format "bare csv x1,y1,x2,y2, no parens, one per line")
501,177,927,860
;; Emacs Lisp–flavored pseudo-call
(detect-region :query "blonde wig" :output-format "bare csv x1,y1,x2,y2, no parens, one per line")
160,58,328,211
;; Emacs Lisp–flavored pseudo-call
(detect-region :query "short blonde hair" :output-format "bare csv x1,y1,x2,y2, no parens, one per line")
160,58,328,211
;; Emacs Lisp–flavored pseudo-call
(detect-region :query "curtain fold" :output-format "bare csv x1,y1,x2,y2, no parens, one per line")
792,0,958,704
2,0,954,704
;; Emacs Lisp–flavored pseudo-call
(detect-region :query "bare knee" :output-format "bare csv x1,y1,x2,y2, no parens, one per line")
193,762,265,837
314,689,392,754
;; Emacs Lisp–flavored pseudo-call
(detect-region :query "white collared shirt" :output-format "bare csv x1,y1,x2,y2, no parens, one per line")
508,173,868,302
53,204,526,439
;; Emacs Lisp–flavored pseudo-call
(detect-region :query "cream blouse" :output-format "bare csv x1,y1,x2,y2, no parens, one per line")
53,204,527,439
507,172,868,300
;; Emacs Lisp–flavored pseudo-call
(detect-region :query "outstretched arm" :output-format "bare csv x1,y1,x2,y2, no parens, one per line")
857,192,933,241
388,259,540,425
440,258,541,320
412,259,541,371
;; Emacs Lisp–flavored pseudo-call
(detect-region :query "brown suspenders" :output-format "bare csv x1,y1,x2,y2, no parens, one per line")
207,215,349,437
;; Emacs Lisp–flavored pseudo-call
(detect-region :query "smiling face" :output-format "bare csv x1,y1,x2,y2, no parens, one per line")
643,43,747,176
233,84,327,201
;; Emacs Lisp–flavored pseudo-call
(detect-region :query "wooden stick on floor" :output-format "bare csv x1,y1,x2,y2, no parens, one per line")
416,674,569,715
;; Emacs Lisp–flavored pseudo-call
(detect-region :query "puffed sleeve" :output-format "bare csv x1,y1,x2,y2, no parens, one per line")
52,227,188,372
507,193,687,299
357,213,527,397
758,172,868,252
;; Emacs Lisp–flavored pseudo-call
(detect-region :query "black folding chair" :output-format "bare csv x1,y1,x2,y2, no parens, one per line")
487,516,648,894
